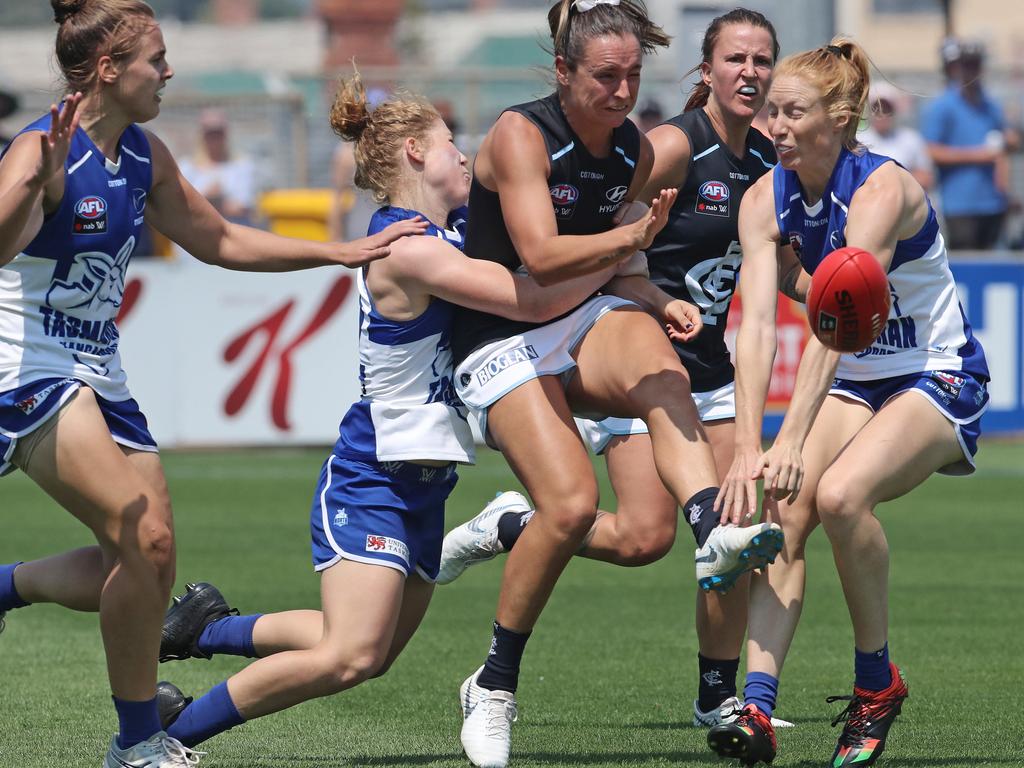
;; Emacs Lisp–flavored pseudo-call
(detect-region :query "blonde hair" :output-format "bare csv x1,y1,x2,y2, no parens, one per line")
774,37,871,150
547,0,670,71
52,0,157,94
329,71,440,206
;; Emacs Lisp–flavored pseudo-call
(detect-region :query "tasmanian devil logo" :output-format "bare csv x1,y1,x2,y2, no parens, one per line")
46,236,134,314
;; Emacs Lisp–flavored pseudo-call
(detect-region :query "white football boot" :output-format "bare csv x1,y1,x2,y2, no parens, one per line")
459,666,518,768
695,523,784,593
693,696,795,728
436,491,533,585
103,732,205,767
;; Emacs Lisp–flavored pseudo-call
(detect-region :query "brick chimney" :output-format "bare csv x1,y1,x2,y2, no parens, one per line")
317,0,404,71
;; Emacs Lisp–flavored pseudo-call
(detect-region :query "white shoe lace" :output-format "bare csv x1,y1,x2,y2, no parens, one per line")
160,736,206,767
482,695,518,739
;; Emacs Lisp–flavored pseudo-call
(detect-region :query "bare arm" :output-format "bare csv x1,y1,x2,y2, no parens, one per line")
715,174,782,521
926,142,1000,167
144,131,426,271
387,234,621,323
602,275,701,342
0,96,81,266
483,112,674,286
777,244,810,302
636,121,690,202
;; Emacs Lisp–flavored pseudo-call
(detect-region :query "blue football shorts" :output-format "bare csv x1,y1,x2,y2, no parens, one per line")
0,377,157,476
309,454,458,581
829,368,988,475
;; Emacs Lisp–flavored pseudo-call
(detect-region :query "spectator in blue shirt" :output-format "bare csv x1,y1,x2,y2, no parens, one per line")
921,39,1015,249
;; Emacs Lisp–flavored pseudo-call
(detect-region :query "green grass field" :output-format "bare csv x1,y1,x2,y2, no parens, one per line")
2,441,1022,767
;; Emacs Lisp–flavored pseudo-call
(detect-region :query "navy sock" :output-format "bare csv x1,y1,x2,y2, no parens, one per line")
743,672,779,719
685,488,721,547
697,653,740,712
496,510,533,551
0,562,30,612
854,643,891,691
476,621,531,693
197,614,262,658
113,696,162,750
167,681,245,748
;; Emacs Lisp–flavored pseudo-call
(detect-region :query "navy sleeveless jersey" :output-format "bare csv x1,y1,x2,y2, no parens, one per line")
0,114,152,400
450,93,640,363
646,109,775,392
773,148,987,381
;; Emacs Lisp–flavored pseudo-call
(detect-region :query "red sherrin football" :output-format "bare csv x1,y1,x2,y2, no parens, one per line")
806,247,891,352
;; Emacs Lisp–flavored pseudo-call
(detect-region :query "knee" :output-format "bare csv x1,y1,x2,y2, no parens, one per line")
316,650,387,693
537,489,598,542
109,496,176,579
628,361,693,411
815,474,865,528
615,525,674,566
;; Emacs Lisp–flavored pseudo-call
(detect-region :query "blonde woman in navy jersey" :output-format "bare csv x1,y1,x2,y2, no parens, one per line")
708,39,989,768
439,7,800,732
0,2,423,765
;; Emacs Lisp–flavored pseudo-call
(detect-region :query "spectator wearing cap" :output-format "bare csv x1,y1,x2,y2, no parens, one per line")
179,108,258,226
921,38,1016,249
635,99,664,133
858,82,933,191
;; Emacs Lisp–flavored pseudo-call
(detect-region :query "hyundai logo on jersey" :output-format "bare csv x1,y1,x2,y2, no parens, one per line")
695,180,730,217
73,195,108,234
605,185,629,203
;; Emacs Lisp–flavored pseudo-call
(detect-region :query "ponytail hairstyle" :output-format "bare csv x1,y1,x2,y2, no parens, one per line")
774,37,872,150
546,0,670,72
683,7,779,112
329,69,440,205
51,0,157,94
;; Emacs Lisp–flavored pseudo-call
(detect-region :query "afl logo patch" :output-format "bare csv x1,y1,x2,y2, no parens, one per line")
605,185,628,204
698,181,729,202
695,180,730,217
550,183,579,220
73,196,108,234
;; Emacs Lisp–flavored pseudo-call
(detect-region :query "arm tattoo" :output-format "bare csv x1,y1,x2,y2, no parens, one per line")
779,264,806,302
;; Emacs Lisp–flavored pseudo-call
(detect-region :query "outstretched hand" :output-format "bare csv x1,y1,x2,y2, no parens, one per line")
33,93,82,188
620,189,678,252
335,215,428,268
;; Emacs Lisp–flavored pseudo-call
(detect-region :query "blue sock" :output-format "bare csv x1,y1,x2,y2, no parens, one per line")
197,614,262,658
743,672,779,718
476,621,531,693
167,681,245,748
0,562,30,612
113,696,162,749
854,643,892,691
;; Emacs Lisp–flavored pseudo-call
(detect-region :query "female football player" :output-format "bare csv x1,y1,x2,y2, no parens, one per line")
147,71,665,752
438,7,799,730
438,2,783,766
708,38,989,768
0,2,422,765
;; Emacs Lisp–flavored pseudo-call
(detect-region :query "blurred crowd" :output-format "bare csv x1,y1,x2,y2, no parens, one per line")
2,36,1020,254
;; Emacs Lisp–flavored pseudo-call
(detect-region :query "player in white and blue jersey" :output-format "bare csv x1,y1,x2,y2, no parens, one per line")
146,73,630,753
0,4,423,766
708,39,989,768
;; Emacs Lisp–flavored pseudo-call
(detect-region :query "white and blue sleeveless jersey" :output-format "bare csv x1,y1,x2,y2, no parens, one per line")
0,114,152,401
334,205,475,464
773,148,988,381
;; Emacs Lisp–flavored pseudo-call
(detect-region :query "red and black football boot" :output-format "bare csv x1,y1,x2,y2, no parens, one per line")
707,703,777,766
827,663,909,767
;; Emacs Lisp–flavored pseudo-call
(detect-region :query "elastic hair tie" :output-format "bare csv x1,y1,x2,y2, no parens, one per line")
825,44,844,57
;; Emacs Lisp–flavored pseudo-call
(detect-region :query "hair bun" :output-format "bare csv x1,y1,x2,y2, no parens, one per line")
52,0,88,25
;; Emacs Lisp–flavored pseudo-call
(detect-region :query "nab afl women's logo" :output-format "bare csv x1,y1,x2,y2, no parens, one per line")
698,181,730,202
695,180,730,217
73,196,108,234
